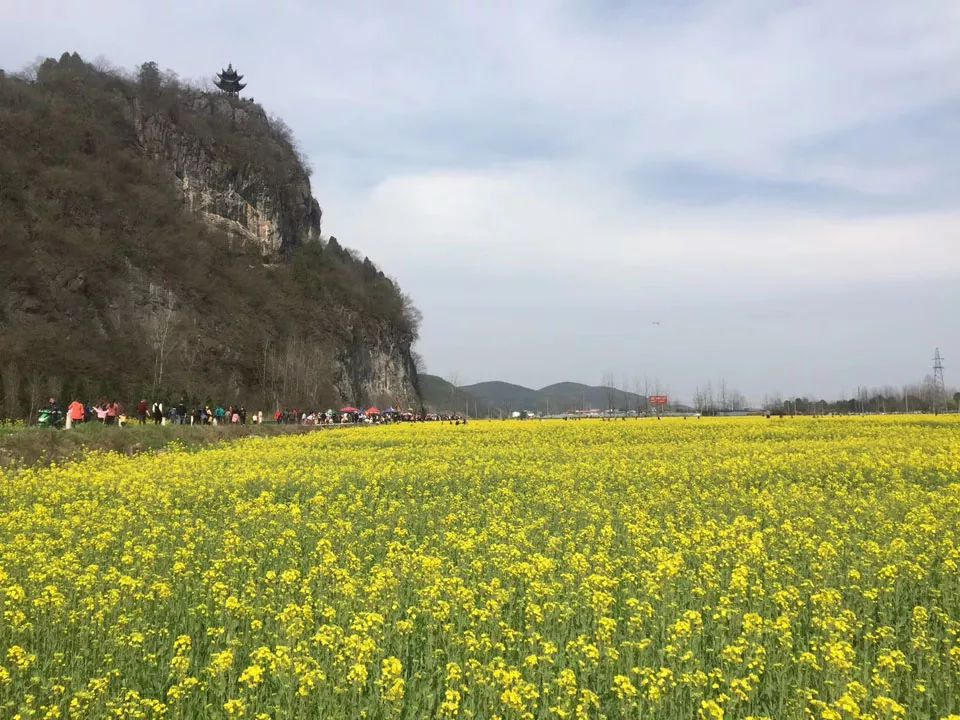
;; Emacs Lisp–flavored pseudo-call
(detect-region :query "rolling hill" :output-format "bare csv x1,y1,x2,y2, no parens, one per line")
420,375,649,415
459,381,542,411
417,375,493,416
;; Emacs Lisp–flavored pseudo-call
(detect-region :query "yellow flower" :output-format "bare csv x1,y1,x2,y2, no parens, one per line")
224,698,246,717
239,664,264,688
6,646,35,671
439,689,461,718
173,635,192,654
207,650,234,676
384,678,405,702
871,696,906,719
381,656,403,680
1,416,958,717
612,674,637,701
348,662,368,686
823,641,856,672
699,699,724,720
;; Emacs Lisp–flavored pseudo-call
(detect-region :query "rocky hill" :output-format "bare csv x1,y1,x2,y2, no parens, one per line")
0,53,421,417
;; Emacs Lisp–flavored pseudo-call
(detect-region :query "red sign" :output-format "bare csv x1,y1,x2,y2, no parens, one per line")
649,395,668,406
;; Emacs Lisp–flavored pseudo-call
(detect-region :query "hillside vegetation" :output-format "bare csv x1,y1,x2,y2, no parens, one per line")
0,53,420,418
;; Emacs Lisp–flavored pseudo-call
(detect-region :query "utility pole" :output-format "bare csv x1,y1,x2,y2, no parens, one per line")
933,348,946,415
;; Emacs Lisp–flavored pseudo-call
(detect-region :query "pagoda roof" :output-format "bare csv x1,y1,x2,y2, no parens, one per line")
214,63,246,93
215,79,246,92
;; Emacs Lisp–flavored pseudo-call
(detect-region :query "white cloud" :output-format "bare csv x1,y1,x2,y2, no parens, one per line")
3,0,959,397
343,164,960,283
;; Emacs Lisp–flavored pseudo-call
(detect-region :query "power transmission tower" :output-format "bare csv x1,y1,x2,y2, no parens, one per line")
932,348,946,414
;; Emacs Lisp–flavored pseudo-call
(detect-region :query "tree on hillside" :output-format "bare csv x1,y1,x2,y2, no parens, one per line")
602,372,616,411
138,61,161,96
148,287,177,394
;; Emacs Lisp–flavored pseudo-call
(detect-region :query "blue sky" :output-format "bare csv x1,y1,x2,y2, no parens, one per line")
3,0,959,401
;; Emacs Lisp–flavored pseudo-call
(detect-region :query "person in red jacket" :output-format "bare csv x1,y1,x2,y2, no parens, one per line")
66,399,85,430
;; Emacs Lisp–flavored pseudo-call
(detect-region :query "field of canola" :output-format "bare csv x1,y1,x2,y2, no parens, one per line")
1,416,959,720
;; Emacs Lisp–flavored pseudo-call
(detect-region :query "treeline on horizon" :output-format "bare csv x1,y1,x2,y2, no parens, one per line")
422,373,959,416
665,381,956,414
464,360,951,416
757,383,960,416
0,53,420,420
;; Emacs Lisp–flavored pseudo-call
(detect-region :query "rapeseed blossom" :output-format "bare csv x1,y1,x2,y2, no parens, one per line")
0,416,958,717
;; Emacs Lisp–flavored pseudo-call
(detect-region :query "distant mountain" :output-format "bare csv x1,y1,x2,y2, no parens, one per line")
418,375,493,416
460,381,542,411
538,382,645,413
421,375,649,415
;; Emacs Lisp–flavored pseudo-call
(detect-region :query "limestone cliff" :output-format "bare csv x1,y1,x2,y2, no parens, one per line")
127,93,322,259
0,53,421,417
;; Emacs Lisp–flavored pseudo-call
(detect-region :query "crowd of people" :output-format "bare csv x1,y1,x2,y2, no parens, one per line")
38,397,265,429
274,408,468,425
37,398,469,429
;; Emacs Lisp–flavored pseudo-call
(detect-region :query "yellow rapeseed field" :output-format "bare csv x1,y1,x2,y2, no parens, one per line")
1,416,959,719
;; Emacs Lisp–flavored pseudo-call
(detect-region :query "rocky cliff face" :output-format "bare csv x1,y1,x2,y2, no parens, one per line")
127,89,421,407
0,53,421,416
128,94,322,259
338,324,422,408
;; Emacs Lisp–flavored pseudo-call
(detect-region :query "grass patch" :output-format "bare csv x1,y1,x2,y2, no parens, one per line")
0,422,322,471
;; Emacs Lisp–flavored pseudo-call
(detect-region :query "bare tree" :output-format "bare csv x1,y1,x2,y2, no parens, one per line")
260,337,338,409
2,364,21,420
26,370,43,425
697,380,715,415
13,56,44,82
147,287,177,394
763,392,784,411
728,389,746,412
259,339,272,406
633,377,644,414
447,371,461,413
602,372,616,411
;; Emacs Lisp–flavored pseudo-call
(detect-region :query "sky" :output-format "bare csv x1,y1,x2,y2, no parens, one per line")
3,1,959,402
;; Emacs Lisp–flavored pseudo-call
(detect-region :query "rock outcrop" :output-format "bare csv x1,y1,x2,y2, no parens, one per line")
0,53,421,416
128,94,322,259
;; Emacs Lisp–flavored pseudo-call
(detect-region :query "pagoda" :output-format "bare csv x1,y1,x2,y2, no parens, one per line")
215,63,246,95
